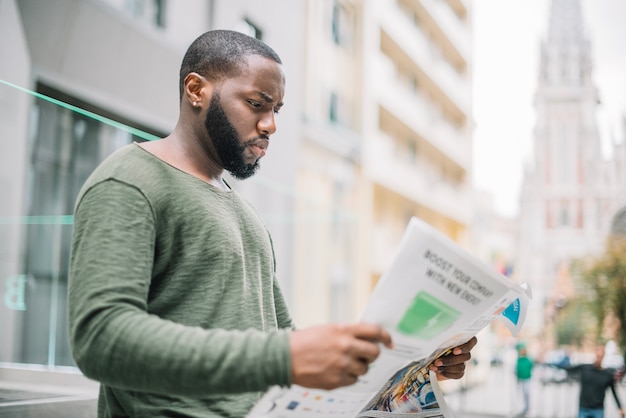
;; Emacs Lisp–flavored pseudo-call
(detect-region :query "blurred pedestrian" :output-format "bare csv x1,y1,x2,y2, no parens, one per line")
516,346,534,416
559,345,625,418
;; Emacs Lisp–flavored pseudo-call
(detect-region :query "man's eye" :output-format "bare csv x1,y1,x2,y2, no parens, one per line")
273,108,281,115
248,100,261,108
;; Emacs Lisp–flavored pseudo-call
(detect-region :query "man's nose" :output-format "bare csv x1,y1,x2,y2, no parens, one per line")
257,112,277,137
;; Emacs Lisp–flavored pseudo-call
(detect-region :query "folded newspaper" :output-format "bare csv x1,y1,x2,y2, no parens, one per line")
248,217,531,418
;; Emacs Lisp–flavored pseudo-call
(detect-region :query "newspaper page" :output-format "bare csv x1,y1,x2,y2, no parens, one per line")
247,217,530,418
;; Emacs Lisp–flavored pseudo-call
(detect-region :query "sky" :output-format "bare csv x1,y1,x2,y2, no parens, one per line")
472,0,626,218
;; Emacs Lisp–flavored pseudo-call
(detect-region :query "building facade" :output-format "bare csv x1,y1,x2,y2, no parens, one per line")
361,0,474,289
516,0,626,344
0,0,474,389
0,0,215,371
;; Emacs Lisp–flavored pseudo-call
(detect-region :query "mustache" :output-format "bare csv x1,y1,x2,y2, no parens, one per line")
244,137,270,149
245,135,269,142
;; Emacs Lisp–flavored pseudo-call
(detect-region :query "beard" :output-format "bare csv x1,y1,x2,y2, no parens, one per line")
204,92,260,180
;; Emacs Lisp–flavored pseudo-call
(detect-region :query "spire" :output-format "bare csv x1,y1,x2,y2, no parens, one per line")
539,0,593,87
547,0,586,46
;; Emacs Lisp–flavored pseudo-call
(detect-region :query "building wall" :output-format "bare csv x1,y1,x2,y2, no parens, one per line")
0,0,476,377
295,0,366,324
516,0,626,344
0,0,214,369
362,0,474,285
0,0,32,364
15,0,202,133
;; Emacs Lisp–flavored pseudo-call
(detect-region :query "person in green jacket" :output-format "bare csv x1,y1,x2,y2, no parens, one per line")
515,346,534,416
68,29,477,417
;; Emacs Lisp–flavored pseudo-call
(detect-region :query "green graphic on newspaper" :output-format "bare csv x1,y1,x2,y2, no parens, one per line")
397,291,460,339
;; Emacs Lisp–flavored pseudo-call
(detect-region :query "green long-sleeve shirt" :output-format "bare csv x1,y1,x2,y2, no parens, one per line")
516,356,533,380
68,143,294,417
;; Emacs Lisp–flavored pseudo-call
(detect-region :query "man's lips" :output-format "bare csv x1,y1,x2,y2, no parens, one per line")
255,144,266,157
249,139,269,158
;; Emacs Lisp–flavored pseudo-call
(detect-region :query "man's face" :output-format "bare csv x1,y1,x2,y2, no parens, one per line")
204,92,258,179
594,346,605,366
203,56,285,180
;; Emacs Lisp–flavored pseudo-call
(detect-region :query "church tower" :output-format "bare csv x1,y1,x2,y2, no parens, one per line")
516,0,616,344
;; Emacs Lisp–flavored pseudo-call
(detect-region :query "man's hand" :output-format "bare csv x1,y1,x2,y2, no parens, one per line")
289,323,393,390
429,336,478,380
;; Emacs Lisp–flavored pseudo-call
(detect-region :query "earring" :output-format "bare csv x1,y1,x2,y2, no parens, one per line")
193,101,198,107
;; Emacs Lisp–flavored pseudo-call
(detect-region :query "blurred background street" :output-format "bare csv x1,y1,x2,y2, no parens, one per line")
446,353,626,418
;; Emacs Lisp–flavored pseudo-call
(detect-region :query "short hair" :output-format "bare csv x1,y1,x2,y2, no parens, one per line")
178,30,282,100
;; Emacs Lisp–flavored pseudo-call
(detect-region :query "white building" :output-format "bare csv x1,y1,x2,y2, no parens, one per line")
362,0,474,284
516,0,626,343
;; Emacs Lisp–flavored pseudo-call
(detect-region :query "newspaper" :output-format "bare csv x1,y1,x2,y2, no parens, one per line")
248,216,531,418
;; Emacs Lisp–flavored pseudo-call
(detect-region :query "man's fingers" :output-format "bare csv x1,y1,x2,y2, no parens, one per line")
436,364,466,380
435,352,472,367
451,336,478,355
349,337,383,364
290,323,392,390
348,358,370,377
427,336,478,381
431,361,467,377
348,323,394,349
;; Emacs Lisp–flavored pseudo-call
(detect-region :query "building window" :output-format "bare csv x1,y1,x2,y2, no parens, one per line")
154,0,166,28
236,17,263,41
7,84,159,367
546,201,553,229
409,74,419,93
329,92,339,123
328,91,353,128
560,206,569,226
123,0,167,28
332,1,353,47
577,199,584,228
407,138,417,163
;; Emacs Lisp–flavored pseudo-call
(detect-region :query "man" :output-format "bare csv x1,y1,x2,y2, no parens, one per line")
68,30,477,417
561,345,625,418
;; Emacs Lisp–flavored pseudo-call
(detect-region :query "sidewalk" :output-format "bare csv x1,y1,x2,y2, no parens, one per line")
2,363,625,417
0,365,98,417
444,365,626,418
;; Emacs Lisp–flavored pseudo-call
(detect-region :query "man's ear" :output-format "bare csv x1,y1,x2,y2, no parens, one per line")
183,72,212,108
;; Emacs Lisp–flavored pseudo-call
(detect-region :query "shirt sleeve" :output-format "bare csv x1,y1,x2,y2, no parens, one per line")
68,179,291,396
273,276,296,330
610,380,623,409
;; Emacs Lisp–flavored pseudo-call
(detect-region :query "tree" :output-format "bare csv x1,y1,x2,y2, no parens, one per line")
554,296,593,347
577,236,626,351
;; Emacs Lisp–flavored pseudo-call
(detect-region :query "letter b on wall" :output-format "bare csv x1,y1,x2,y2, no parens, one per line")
4,274,28,310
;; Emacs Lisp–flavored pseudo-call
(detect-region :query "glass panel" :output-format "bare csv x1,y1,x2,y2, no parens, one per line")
0,78,359,369
0,79,156,367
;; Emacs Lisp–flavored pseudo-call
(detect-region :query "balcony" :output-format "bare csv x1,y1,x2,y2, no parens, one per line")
363,132,472,225
378,4,471,117
419,0,471,62
371,54,472,171
301,116,362,163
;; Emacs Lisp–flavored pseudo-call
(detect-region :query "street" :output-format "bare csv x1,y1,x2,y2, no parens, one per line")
444,364,626,418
